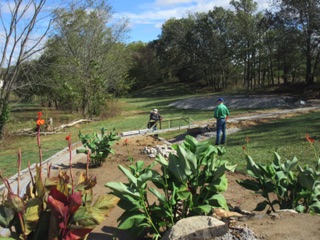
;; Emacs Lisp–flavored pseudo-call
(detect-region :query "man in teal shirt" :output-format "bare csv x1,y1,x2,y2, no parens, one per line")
214,97,230,145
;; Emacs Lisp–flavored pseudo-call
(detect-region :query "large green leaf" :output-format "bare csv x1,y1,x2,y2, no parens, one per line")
24,197,41,235
295,204,305,213
35,165,45,197
309,201,320,213
118,165,137,187
177,145,197,172
216,146,226,155
168,154,189,183
135,161,145,173
193,204,212,215
283,157,298,172
276,185,287,198
117,194,142,210
298,168,315,191
313,182,320,196
208,174,228,193
272,152,282,168
156,154,168,167
181,135,198,152
7,193,25,213
70,206,105,227
214,164,236,180
176,185,191,200
105,182,140,199
93,194,119,216
148,187,166,203
207,194,228,210
137,169,158,188
169,182,178,206
276,171,287,183
245,155,261,178
150,172,166,189
118,214,147,230
258,164,273,178
296,189,312,199
0,205,14,228
195,141,215,161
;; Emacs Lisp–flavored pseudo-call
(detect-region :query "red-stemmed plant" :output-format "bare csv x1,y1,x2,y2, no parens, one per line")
0,112,119,239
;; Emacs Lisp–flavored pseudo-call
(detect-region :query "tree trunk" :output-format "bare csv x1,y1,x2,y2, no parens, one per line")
306,52,314,84
306,37,314,85
0,99,10,140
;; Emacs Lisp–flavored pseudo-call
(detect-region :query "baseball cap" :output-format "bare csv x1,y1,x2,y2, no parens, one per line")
153,109,158,112
216,97,224,102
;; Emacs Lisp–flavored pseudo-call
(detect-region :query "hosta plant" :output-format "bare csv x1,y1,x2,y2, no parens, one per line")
105,135,236,239
237,152,320,213
0,113,119,240
76,127,120,167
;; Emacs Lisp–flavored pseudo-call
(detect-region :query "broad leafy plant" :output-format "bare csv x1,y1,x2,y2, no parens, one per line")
0,113,119,239
105,135,236,239
77,127,120,167
237,152,320,213
296,162,320,213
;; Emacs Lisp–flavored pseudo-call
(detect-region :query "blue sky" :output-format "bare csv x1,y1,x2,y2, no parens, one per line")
110,0,272,43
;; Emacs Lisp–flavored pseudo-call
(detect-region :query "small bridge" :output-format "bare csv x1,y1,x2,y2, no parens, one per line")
120,117,200,137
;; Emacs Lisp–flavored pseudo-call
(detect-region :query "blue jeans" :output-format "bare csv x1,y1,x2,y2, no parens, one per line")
216,118,226,144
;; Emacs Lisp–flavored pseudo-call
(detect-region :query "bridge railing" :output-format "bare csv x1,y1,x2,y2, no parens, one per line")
120,117,195,137
143,117,194,135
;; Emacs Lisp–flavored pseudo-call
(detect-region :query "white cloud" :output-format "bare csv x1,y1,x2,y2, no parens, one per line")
115,0,233,29
112,0,273,41
155,0,194,6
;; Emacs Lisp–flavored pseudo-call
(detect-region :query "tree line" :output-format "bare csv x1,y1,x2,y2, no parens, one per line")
1,0,320,139
135,0,320,91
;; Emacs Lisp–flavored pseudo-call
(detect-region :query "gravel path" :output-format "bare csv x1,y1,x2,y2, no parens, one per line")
168,95,313,110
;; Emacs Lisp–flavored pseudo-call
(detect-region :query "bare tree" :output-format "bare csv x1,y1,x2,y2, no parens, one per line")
0,0,54,140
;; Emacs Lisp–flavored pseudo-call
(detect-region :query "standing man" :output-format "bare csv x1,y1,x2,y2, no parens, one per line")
214,98,230,145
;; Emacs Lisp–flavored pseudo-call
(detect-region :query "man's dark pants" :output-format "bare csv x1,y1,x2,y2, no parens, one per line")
216,118,226,145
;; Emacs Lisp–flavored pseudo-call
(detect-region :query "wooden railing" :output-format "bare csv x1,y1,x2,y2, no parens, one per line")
144,117,194,135
121,117,195,137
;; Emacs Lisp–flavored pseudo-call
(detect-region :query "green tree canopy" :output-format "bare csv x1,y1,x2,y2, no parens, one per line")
34,0,131,117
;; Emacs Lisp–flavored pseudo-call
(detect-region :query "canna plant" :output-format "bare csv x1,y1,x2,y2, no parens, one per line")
76,127,120,167
296,162,320,213
105,135,236,239
237,151,320,213
296,134,320,213
0,112,119,240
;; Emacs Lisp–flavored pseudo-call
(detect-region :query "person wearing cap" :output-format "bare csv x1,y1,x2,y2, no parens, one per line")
148,109,163,133
214,97,230,145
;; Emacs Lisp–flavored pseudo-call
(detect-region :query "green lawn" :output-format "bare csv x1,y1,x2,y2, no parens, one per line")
1,84,319,177
223,112,320,172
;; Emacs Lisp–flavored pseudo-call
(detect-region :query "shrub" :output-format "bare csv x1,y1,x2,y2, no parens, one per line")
237,152,320,213
105,135,236,239
76,127,120,167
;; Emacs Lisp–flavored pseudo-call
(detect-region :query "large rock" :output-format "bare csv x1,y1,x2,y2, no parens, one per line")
161,216,228,240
